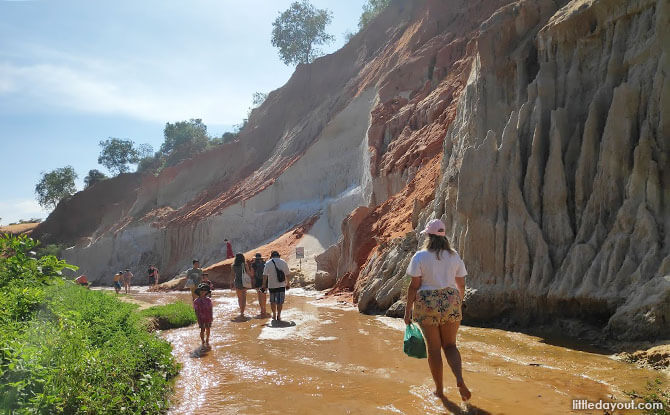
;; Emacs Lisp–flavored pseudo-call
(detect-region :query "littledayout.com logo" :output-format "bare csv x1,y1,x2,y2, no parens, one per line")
572,399,664,411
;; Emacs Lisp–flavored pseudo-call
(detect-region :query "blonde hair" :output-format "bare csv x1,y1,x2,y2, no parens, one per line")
423,234,454,260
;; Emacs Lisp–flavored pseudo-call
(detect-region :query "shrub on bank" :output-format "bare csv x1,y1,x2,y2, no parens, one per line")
140,302,197,330
626,378,670,415
0,234,179,414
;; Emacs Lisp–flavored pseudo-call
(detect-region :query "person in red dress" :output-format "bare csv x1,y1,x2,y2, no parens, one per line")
193,283,213,347
225,239,234,260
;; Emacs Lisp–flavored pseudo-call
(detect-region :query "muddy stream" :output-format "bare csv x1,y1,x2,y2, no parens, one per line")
128,289,665,414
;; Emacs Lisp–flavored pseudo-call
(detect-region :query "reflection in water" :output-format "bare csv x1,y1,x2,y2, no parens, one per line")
127,289,666,415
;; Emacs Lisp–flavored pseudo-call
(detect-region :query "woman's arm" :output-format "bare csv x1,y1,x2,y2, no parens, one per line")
404,276,422,325
455,276,466,301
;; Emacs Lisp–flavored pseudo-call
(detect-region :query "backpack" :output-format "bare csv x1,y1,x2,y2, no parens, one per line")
271,259,285,283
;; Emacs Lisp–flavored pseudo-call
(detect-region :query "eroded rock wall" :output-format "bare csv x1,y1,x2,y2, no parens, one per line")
350,0,670,341
33,0,436,284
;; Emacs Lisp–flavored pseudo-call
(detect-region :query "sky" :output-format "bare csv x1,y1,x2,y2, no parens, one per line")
0,0,366,225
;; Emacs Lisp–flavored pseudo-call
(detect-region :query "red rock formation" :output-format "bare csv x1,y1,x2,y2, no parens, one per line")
30,0,669,342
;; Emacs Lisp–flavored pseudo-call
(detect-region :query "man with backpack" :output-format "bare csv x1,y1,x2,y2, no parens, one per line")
251,253,269,318
262,251,291,321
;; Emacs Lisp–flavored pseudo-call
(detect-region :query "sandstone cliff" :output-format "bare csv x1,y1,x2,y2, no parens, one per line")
33,0,453,285
345,0,670,341
32,0,669,341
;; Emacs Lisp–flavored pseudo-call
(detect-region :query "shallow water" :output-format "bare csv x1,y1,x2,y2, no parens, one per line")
128,289,666,415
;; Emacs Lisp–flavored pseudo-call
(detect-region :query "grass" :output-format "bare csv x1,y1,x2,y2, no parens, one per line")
140,302,197,330
626,378,670,415
0,234,180,414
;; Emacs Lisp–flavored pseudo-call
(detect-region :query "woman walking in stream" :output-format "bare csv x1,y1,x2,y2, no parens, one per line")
404,218,471,402
231,253,252,318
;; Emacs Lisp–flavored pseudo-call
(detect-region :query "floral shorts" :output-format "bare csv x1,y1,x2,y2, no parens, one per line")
413,287,462,326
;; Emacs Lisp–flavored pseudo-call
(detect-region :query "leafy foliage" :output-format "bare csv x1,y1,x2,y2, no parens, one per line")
140,302,197,330
34,242,65,259
136,154,163,174
160,119,209,167
626,378,670,415
271,0,334,65
252,92,268,107
136,143,154,159
0,235,179,414
358,0,391,30
98,138,140,175
84,169,108,188
34,166,78,209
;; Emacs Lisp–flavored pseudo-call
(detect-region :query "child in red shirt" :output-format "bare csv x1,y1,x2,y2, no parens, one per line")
193,283,213,347
201,273,214,297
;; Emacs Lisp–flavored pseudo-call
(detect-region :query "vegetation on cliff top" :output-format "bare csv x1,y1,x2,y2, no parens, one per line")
0,234,179,414
271,0,334,66
34,166,78,209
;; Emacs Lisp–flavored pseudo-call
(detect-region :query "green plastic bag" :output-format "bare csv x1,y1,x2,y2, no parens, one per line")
403,323,427,359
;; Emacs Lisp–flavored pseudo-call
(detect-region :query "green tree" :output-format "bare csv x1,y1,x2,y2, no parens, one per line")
97,138,140,175
221,131,238,144
35,166,77,209
252,92,268,107
358,0,391,30
137,143,154,159
136,155,163,174
160,119,209,166
83,169,108,188
271,0,334,66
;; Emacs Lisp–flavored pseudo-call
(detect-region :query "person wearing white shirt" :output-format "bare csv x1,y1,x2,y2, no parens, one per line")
404,219,471,402
262,251,291,321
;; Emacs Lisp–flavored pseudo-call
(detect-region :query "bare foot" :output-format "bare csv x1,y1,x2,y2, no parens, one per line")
457,382,471,401
433,389,445,399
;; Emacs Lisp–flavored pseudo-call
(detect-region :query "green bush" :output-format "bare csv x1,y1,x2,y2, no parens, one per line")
626,378,670,415
140,302,197,330
0,234,180,414
34,243,65,259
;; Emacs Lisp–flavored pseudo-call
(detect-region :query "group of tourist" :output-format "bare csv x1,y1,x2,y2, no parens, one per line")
111,269,133,294
109,266,160,294
184,250,291,347
101,226,472,402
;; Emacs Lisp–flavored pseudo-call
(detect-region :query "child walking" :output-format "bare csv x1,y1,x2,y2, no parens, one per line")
113,271,123,294
193,283,213,347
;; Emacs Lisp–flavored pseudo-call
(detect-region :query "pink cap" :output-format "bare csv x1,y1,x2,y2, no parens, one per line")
421,219,446,236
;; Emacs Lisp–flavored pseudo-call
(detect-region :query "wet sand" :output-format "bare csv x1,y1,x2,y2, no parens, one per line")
127,289,666,415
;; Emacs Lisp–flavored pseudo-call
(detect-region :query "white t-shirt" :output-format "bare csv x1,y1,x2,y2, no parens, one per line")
263,258,290,289
406,249,467,292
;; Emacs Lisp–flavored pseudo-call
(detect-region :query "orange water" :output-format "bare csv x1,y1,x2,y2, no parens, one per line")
129,289,666,415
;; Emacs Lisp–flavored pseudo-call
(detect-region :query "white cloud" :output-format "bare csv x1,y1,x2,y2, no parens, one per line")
0,199,50,225
0,54,252,125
